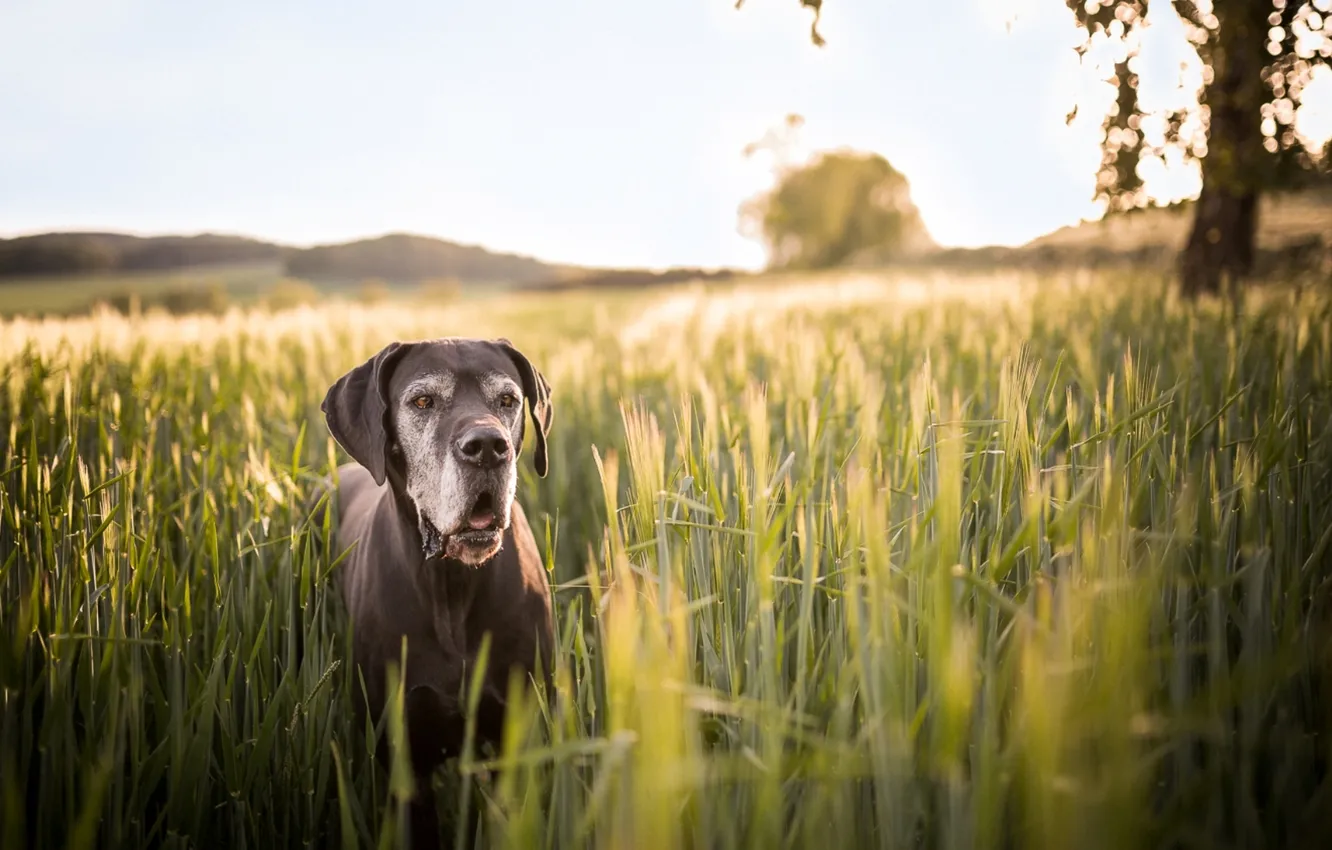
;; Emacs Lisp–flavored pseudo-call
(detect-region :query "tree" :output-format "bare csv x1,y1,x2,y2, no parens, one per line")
736,0,826,46
768,1,1331,296
1069,1,1331,296
740,143,934,270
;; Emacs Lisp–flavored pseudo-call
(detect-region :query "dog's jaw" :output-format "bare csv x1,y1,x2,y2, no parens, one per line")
414,463,518,566
444,530,504,566
418,514,447,561
418,511,508,565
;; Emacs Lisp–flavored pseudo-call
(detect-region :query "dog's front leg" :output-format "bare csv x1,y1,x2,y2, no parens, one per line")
402,683,467,850
404,684,466,774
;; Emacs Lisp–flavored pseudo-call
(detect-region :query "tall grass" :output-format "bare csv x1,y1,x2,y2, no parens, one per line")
1,271,1329,849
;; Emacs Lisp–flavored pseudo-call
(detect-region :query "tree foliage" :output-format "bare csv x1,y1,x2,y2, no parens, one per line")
769,1,1332,294
1065,1,1332,294
741,148,933,270
736,0,826,46
1069,0,1331,214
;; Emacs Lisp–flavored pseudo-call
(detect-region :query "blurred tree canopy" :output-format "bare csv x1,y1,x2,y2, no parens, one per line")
1068,0,1331,296
736,0,825,45
740,147,934,271
773,1,1331,295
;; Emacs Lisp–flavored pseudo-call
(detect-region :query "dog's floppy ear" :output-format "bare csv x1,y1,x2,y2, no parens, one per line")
321,341,413,486
495,338,553,478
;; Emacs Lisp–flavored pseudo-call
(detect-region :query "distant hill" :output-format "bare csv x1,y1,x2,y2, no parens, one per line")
0,230,577,285
0,227,756,299
516,265,742,292
879,187,1332,279
11,185,1325,299
0,232,283,277
1025,186,1332,255
283,232,575,285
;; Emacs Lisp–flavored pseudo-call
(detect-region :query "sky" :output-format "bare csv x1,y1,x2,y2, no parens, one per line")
2,0,1330,271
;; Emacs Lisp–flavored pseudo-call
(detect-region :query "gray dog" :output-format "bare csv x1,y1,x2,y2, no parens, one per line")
320,336,556,848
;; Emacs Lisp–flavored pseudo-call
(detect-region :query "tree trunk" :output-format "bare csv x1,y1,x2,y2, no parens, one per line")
1179,1,1269,298
1179,184,1258,297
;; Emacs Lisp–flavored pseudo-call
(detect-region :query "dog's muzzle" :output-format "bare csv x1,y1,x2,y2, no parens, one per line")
419,490,504,561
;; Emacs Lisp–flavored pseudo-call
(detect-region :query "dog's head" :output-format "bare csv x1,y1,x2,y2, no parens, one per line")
321,337,553,565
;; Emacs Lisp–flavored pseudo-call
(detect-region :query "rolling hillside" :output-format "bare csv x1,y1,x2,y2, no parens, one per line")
0,230,576,285
4,184,1327,319
926,187,1332,276
1026,187,1332,254
283,232,575,285
0,232,282,277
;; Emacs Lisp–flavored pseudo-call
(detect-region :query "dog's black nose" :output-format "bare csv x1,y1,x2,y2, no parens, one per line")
455,425,512,468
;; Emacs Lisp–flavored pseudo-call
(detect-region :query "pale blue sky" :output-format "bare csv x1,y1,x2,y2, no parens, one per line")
3,0,1322,270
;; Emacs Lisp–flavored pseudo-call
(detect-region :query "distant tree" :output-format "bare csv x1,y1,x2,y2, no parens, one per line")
264,278,320,311
766,1,1332,295
736,0,826,45
415,276,463,303
158,283,229,316
740,144,933,271
97,283,229,317
357,277,392,305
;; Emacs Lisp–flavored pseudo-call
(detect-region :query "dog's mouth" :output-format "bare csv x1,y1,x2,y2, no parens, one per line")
419,491,504,562
462,492,498,532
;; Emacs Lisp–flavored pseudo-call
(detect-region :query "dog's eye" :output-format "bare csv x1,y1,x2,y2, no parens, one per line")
411,395,433,410
498,392,518,410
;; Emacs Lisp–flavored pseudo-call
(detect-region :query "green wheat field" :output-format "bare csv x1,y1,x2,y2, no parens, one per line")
2,270,1329,850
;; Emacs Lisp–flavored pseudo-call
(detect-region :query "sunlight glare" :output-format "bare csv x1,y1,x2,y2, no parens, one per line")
1296,65,1332,149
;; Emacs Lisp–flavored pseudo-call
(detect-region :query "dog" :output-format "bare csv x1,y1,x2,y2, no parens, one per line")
320,336,556,849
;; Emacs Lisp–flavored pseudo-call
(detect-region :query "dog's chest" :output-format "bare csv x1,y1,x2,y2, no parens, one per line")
428,567,480,655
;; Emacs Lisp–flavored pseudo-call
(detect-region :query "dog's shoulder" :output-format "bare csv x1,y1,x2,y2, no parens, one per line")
504,501,548,587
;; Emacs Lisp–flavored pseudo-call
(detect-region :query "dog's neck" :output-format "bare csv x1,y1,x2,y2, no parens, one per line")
371,477,480,655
